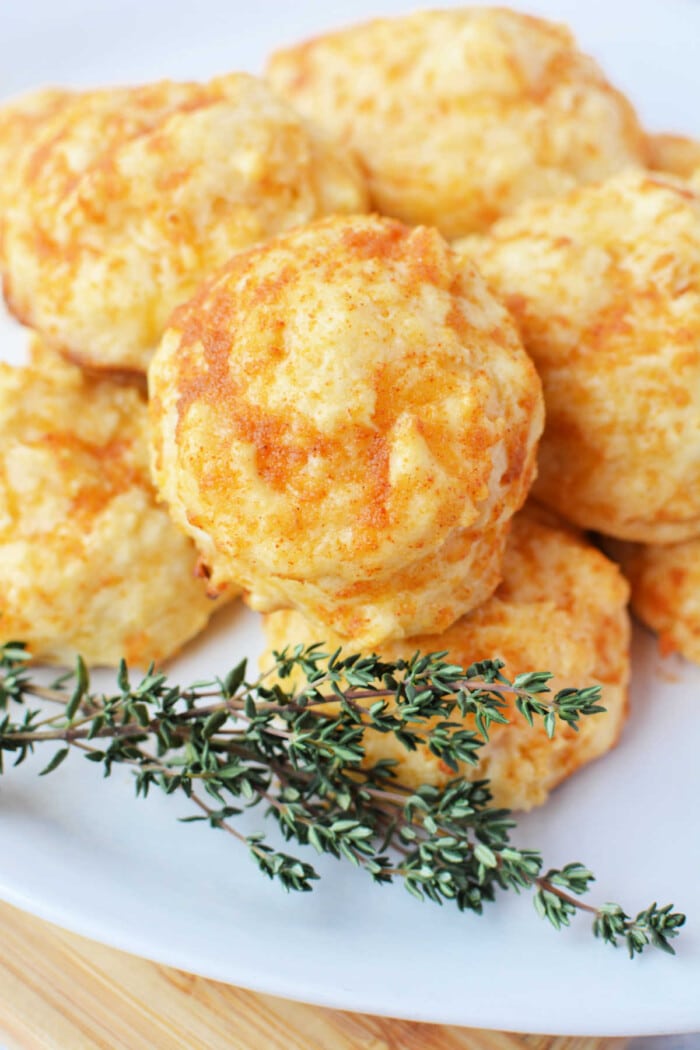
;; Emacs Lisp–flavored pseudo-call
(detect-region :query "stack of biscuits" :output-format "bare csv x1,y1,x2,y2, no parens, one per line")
2,7,699,811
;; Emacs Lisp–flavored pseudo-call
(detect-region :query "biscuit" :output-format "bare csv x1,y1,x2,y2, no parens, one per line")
0,88,71,253
0,353,224,666
608,538,700,665
267,7,645,237
0,74,368,373
464,170,700,542
261,506,630,811
149,215,544,646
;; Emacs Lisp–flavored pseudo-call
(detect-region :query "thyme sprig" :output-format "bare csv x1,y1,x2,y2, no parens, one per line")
0,640,684,957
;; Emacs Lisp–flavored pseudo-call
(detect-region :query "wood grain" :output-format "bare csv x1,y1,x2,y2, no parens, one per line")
0,901,628,1050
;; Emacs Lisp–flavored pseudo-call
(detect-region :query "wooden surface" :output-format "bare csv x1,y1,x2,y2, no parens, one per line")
0,901,628,1050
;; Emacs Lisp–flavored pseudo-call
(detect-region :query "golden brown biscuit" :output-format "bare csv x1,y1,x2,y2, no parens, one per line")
149,215,544,646
463,170,700,543
0,353,225,666
267,7,646,237
261,507,630,811
647,132,700,180
0,88,71,250
607,538,700,665
0,74,368,373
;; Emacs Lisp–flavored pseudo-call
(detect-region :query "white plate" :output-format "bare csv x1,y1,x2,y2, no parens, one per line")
1,0,700,1036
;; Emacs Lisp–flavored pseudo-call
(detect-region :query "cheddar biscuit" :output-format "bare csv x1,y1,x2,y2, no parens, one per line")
0,87,70,252
267,7,645,237
0,74,368,372
465,171,700,542
608,538,700,666
0,355,223,666
149,215,544,646
262,507,630,811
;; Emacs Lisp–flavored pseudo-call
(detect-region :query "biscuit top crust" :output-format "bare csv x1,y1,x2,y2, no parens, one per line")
465,169,700,541
0,74,368,372
0,358,151,530
469,170,700,362
0,352,224,666
0,88,71,229
267,6,645,236
149,214,543,588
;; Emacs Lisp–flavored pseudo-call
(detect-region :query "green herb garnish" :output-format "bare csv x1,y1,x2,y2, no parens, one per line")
0,640,685,957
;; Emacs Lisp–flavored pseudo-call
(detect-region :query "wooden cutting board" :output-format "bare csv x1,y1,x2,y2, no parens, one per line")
0,901,627,1050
